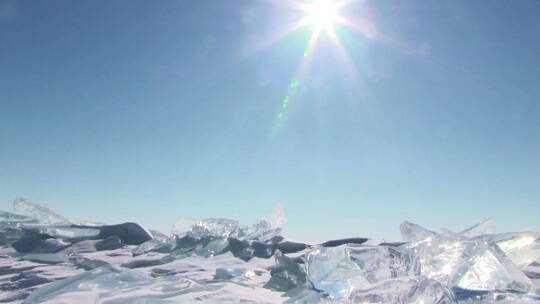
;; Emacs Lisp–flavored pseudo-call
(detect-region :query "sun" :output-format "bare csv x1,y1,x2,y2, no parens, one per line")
304,0,342,29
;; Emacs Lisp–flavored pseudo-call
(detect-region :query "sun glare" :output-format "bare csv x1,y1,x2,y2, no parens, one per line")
305,0,341,29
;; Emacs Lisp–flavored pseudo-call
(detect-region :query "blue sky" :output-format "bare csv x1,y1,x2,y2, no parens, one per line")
1,0,539,243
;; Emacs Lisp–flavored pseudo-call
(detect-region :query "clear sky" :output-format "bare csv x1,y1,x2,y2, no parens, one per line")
1,0,539,243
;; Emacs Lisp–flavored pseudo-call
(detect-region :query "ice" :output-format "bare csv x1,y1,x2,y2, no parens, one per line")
23,265,215,303
214,267,247,280
493,232,540,268
235,204,286,242
401,220,443,242
41,226,101,239
13,198,70,225
264,203,287,231
459,218,496,238
194,237,229,257
172,218,239,239
306,244,420,298
350,277,455,304
0,211,37,228
132,239,174,256
171,218,199,237
264,251,307,292
306,245,369,298
4,198,540,303
170,204,286,244
453,243,533,292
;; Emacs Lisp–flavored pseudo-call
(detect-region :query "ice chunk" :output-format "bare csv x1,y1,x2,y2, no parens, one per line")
350,277,455,304
171,204,285,243
172,218,238,239
194,237,229,257
171,218,199,237
132,239,174,256
12,230,69,253
454,242,533,292
235,219,284,242
306,244,419,298
148,229,169,242
264,251,307,292
401,221,442,242
95,235,123,251
0,211,37,228
42,226,100,239
494,232,540,268
95,222,153,245
233,204,287,242
306,245,369,298
264,203,287,231
191,218,239,238
13,198,70,225
459,218,496,238
0,227,26,245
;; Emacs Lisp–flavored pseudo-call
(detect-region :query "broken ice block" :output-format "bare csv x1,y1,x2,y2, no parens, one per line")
264,251,307,292
172,218,238,239
459,218,496,238
401,221,442,242
234,204,286,242
306,244,420,299
132,239,174,256
42,226,100,240
264,203,287,230
95,222,153,245
350,277,455,304
493,232,540,268
13,198,70,225
0,211,37,228
454,242,533,293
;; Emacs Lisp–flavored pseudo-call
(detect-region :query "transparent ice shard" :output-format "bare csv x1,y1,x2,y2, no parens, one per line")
264,203,287,231
305,244,419,299
0,211,37,228
171,218,238,239
191,218,239,239
41,226,100,239
148,229,169,242
306,245,367,298
171,218,199,238
494,232,540,268
132,238,175,256
193,237,229,257
401,221,442,242
236,219,281,242
350,277,455,304
13,198,70,225
459,218,496,238
234,205,285,242
454,243,533,292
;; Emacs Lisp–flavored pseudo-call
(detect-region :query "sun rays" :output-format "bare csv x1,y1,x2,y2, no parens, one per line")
266,0,369,135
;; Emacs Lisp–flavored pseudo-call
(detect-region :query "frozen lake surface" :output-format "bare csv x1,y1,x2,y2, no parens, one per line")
1,198,539,303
